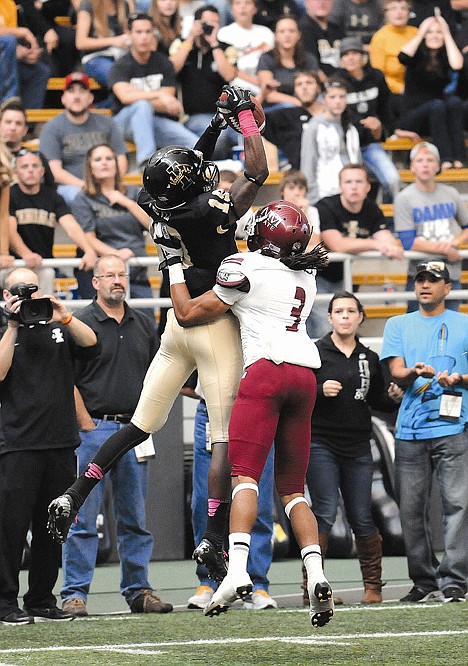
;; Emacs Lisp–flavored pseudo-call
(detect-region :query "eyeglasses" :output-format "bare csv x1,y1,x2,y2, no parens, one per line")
95,273,129,280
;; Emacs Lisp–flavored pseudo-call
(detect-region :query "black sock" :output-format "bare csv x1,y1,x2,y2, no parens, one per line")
203,499,230,551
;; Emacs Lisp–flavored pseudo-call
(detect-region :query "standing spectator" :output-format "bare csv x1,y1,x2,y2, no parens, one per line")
170,6,238,159
0,97,55,187
150,0,182,55
257,16,319,108
0,10,50,109
298,0,343,79
75,0,130,86
337,37,401,203
71,143,154,313
0,139,14,269
307,163,403,338
369,0,418,119
254,0,300,30
396,15,465,169
163,201,334,627
306,291,402,605
329,0,384,45
108,12,197,171
394,141,468,311
39,72,127,205
8,149,97,294
0,267,98,625
300,78,361,204
381,260,468,603
61,254,173,617
262,70,323,169
217,0,275,96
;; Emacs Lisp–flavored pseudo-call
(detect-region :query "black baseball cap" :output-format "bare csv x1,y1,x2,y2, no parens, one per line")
415,261,451,283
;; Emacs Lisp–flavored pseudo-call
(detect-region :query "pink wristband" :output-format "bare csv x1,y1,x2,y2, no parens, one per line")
238,109,260,138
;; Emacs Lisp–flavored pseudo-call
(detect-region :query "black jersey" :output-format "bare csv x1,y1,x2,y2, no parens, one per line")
138,188,238,297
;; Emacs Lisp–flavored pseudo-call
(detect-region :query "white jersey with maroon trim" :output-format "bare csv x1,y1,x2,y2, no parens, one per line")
213,251,321,370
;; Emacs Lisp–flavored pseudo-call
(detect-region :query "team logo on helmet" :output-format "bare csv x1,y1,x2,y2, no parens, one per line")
166,163,195,190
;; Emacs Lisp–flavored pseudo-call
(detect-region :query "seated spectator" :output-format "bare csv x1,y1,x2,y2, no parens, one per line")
307,163,403,338
150,0,182,54
394,141,468,311
170,6,238,159
0,7,50,109
336,37,401,203
39,72,127,205
177,0,205,36
72,143,154,316
0,97,55,187
300,78,361,204
262,70,323,168
0,139,15,269
257,16,319,108
254,0,300,30
108,13,197,169
329,0,384,45
369,0,418,119
395,15,465,170
279,169,321,245
217,0,275,96
298,0,343,80
8,149,96,293
75,0,130,86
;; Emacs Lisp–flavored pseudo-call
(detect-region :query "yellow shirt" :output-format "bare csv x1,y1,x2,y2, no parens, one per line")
369,23,418,95
0,0,18,27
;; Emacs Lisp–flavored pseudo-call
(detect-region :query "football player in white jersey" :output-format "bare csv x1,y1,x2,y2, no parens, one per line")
157,201,335,628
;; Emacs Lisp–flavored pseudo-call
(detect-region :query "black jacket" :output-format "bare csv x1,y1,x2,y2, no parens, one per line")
312,333,398,457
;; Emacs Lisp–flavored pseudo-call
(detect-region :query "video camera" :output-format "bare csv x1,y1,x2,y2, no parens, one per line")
9,283,53,325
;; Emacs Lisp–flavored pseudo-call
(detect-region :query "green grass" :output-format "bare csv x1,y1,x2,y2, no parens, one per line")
1,602,467,665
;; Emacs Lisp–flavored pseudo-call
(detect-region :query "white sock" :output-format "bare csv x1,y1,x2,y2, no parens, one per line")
301,545,324,582
228,532,251,579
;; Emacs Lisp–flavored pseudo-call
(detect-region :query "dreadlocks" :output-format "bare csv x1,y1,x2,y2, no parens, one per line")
280,241,329,272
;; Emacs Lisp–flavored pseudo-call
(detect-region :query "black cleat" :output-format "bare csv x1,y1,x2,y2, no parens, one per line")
309,582,334,628
47,494,77,544
193,539,228,582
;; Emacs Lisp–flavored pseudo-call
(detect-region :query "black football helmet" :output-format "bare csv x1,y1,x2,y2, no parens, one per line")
143,145,219,209
247,201,311,258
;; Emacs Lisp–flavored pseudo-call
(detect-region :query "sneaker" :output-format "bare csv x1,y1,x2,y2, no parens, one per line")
188,586,214,609
0,609,34,625
399,586,442,603
23,605,74,622
193,539,228,582
243,590,278,610
62,598,88,617
442,587,467,603
47,494,76,544
130,590,173,614
308,581,334,628
204,573,253,617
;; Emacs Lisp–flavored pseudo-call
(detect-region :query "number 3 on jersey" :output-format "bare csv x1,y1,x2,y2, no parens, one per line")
286,286,306,332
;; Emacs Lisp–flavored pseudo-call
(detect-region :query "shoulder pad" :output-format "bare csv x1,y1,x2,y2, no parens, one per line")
216,256,250,291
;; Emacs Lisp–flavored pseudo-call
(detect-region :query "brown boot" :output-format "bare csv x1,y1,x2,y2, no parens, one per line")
301,533,343,605
355,533,384,604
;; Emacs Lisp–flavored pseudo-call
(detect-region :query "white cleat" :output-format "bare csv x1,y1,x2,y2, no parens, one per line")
204,574,253,617
308,581,334,628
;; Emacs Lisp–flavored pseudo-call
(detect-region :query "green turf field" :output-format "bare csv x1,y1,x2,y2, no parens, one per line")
1,602,467,665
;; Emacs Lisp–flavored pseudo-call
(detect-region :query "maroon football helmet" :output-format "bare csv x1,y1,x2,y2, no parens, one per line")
247,201,311,258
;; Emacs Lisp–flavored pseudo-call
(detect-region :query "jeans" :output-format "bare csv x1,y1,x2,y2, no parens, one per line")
185,113,239,161
191,401,274,592
361,142,400,204
306,442,377,538
18,59,51,110
306,274,342,339
398,97,466,163
83,56,115,87
114,100,199,166
0,36,19,102
61,420,154,606
57,184,82,206
394,432,468,593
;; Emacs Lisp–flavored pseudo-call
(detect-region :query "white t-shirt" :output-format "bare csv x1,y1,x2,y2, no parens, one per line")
217,22,275,95
214,251,321,369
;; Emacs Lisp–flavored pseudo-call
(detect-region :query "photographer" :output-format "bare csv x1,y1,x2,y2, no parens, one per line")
0,267,98,626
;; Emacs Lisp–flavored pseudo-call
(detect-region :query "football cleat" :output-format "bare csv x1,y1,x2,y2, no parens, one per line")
193,539,228,582
204,574,253,617
47,494,77,544
309,581,334,628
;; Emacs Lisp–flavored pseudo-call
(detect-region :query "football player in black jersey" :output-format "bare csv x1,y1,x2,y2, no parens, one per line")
48,86,269,585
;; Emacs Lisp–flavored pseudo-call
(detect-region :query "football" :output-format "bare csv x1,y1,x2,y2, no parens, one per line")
218,92,266,134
